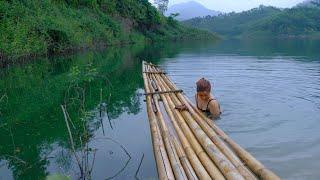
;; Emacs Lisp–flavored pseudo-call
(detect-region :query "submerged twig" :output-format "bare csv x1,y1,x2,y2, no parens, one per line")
89,149,97,175
105,156,131,180
8,126,16,154
61,105,83,175
107,113,113,130
99,88,106,135
106,93,113,130
104,138,131,158
100,117,105,136
3,155,27,165
86,136,89,178
94,137,132,179
135,153,145,179
104,73,113,129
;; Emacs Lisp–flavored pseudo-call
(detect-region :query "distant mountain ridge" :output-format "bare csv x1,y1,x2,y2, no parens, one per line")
183,5,320,38
298,0,320,7
165,1,220,21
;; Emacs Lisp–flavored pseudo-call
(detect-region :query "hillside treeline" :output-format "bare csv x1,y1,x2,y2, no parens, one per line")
0,0,216,60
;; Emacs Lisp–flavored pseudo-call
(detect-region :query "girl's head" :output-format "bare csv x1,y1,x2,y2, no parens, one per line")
196,78,212,100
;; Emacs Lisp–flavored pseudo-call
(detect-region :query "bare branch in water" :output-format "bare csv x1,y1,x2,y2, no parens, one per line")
3,155,27,165
100,116,105,136
8,126,16,154
99,89,106,135
106,93,113,130
135,153,145,180
65,109,76,129
61,105,83,176
89,149,97,175
94,137,132,180
105,156,131,180
104,138,131,159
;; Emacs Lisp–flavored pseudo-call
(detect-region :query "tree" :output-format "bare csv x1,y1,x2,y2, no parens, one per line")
154,0,169,14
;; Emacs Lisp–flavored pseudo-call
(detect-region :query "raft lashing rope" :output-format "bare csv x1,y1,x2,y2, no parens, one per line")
142,61,280,180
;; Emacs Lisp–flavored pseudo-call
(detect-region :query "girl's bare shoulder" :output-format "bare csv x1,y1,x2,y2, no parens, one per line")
209,98,220,109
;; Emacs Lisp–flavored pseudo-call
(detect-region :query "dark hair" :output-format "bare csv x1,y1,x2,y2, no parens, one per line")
196,78,212,92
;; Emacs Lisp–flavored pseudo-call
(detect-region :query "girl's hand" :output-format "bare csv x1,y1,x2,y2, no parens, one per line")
175,104,188,111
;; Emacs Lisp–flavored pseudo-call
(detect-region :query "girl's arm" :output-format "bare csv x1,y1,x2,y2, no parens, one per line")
209,101,221,119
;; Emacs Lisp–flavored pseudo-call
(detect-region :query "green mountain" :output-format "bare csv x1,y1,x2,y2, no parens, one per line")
0,0,216,60
165,1,220,21
183,5,320,38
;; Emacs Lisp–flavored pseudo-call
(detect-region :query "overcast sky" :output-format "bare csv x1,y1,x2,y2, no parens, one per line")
153,0,306,12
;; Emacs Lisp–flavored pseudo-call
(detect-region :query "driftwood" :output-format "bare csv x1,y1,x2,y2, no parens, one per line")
142,61,280,180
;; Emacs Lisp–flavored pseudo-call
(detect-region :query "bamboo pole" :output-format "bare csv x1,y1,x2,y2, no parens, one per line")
154,73,245,180
148,80,188,180
157,83,217,179
171,136,199,180
142,63,175,180
150,73,225,180
149,73,213,179
159,69,280,180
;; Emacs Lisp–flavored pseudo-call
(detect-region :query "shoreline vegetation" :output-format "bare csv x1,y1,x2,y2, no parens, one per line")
0,0,218,63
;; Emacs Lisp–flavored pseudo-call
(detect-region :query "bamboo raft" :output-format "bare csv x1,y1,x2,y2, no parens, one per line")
142,61,280,180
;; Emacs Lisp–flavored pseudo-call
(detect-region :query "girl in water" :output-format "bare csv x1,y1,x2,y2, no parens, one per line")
176,78,221,119
195,78,221,119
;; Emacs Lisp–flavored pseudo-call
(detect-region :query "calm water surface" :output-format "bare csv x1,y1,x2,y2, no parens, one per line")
0,39,320,179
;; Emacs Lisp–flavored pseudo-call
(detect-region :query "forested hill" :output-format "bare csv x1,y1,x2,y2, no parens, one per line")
183,5,320,38
0,0,216,60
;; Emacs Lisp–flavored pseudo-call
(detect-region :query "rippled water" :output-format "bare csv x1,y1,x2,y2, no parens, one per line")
0,39,320,179
160,40,320,179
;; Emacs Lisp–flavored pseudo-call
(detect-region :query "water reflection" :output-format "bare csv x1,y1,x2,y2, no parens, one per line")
0,46,130,179
0,40,199,179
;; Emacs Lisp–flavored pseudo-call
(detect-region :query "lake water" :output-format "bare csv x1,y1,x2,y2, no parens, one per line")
0,39,320,179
